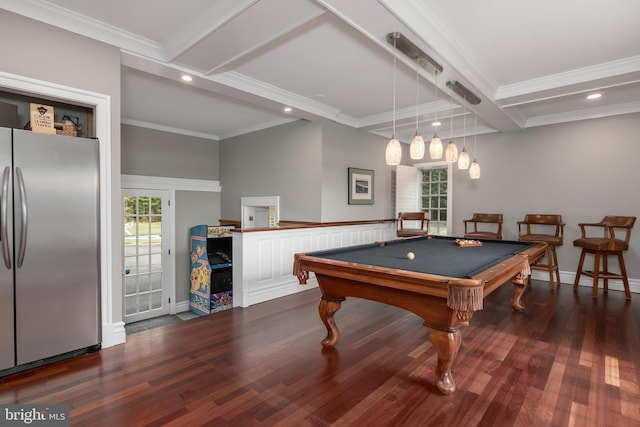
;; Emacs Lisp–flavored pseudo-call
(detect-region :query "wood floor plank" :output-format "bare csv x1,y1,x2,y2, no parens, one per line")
1,280,639,426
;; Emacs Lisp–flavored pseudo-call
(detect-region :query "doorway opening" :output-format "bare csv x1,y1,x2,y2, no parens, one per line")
123,190,170,323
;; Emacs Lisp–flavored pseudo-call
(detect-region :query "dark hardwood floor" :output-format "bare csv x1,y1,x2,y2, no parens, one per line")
1,280,639,426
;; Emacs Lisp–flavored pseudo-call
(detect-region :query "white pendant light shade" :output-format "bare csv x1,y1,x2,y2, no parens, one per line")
469,158,481,179
410,134,425,159
386,137,402,165
458,147,470,169
445,140,458,162
429,134,443,159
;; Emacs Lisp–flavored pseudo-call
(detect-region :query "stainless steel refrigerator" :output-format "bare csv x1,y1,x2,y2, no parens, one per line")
0,127,100,372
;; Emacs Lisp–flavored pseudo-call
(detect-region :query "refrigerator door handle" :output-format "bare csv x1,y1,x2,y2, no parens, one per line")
16,167,27,268
1,166,10,269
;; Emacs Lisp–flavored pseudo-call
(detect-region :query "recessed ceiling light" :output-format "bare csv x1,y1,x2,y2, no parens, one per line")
181,75,193,82
432,121,441,127
284,107,292,113
587,93,601,100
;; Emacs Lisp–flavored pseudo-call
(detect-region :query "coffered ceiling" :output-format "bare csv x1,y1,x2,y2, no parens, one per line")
4,0,640,144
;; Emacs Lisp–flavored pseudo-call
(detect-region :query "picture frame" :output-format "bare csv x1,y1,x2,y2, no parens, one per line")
348,167,374,205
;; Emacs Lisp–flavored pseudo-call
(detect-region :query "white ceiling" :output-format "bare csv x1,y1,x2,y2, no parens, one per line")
4,0,640,144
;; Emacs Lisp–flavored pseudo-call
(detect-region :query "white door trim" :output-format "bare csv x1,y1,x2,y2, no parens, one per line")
121,175,222,316
0,71,121,348
122,189,172,322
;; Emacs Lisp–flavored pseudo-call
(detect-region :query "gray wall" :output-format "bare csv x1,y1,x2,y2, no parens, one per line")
321,120,395,221
0,12,124,326
175,191,221,303
219,111,640,280
121,124,219,179
450,112,640,278
220,120,323,221
220,119,396,223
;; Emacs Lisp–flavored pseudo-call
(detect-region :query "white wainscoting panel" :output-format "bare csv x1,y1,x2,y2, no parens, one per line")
232,222,396,307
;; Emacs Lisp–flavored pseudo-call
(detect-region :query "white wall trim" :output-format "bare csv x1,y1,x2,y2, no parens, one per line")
122,118,220,141
232,222,396,307
121,175,221,318
532,270,639,295
175,300,190,313
0,71,120,348
121,174,222,192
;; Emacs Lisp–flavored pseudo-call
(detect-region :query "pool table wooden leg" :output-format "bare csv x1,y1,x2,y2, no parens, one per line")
318,296,345,348
511,272,528,312
429,329,462,395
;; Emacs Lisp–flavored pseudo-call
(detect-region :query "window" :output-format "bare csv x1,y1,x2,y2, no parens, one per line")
394,163,452,236
421,166,448,235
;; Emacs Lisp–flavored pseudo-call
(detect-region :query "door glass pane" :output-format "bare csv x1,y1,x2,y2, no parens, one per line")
139,273,150,293
150,254,162,273
151,273,162,290
138,294,150,312
151,291,162,309
422,167,449,235
137,255,150,274
150,197,162,215
125,276,137,296
125,295,137,316
137,197,149,215
123,192,166,323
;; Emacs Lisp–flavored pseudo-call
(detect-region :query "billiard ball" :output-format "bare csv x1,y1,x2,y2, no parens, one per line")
407,252,415,260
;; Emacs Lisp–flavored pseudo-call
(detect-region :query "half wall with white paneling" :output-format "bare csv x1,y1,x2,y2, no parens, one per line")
232,221,396,307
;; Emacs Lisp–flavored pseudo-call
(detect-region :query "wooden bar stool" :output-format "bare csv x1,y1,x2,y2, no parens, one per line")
517,214,564,288
396,212,429,238
463,213,503,240
573,216,636,299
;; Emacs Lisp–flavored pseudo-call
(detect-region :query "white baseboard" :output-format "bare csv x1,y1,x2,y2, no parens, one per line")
101,321,126,348
531,270,640,294
175,300,190,313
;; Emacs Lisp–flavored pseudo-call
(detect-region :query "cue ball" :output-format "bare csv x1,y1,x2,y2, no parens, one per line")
407,252,415,260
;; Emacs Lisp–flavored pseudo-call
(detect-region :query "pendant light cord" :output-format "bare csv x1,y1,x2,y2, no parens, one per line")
462,96,466,148
434,72,438,124
415,58,419,133
392,36,397,137
474,112,477,156
450,87,454,137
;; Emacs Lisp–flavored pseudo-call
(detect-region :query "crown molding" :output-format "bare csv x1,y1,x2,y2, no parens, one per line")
357,99,457,129
218,117,299,140
3,0,165,60
524,101,640,128
212,70,359,127
121,51,359,131
496,55,640,101
121,119,220,141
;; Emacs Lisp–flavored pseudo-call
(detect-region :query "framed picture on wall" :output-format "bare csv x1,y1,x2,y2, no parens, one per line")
348,167,374,205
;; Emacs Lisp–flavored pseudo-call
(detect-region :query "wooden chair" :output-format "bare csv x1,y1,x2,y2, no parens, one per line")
397,212,429,238
463,213,503,240
573,216,636,299
517,214,564,288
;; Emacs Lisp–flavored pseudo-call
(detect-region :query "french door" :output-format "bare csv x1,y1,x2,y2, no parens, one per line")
122,190,170,323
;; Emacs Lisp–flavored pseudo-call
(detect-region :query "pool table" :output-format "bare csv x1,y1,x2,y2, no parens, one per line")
293,235,547,395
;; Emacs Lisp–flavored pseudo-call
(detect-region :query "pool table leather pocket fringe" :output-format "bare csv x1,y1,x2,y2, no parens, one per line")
448,285,484,312
447,259,532,312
